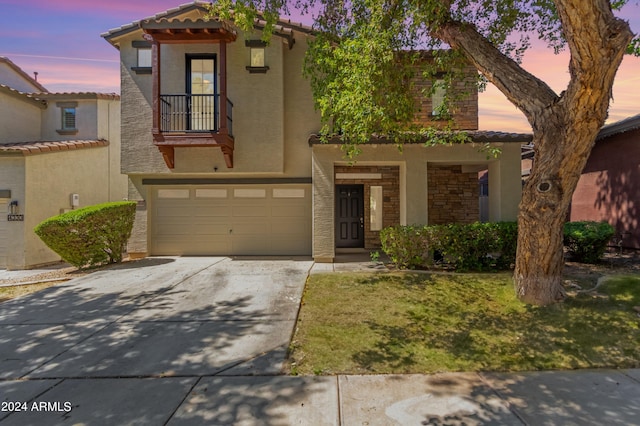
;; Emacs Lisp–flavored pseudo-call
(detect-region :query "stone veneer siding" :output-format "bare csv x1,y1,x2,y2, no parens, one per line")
334,165,400,249
428,165,479,224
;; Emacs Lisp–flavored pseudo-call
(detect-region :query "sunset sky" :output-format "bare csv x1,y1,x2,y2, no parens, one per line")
1,0,638,132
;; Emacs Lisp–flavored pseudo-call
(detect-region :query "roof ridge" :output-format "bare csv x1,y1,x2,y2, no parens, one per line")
0,56,49,93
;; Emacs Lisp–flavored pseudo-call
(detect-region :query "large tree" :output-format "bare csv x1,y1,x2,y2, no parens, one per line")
214,0,638,305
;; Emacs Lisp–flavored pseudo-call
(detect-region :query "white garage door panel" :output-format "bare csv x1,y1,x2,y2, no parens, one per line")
232,206,268,217
150,185,311,255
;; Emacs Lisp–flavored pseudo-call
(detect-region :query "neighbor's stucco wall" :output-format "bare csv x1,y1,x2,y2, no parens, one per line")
0,92,42,144
40,98,99,141
0,157,26,269
22,147,113,268
570,128,640,249
311,143,522,261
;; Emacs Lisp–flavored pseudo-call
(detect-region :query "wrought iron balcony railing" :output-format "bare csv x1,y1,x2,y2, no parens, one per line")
159,94,233,135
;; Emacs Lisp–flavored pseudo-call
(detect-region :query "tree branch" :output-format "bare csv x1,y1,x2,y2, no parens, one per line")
556,0,633,115
433,20,559,130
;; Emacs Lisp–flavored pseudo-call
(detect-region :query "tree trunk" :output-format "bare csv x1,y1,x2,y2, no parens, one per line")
434,1,633,306
514,122,573,305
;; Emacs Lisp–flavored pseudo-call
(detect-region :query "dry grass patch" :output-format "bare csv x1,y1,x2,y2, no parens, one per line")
287,272,640,375
0,281,66,303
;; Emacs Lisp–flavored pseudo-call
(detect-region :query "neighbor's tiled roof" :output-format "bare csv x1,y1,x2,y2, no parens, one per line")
0,140,109,156
0,84,47,108
32,92,120,100
308,130,533,145
1,84,119,104
101,1,314,45
0,56,49,93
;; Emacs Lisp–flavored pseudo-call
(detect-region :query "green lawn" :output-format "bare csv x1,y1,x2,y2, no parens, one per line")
287,272,640,375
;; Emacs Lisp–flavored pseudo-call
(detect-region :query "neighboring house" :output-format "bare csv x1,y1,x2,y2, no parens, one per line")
102,1,527,262
0,57,127,270
569,114,640,249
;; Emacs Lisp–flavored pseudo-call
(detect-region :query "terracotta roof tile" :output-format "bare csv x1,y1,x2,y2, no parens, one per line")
102,1,315,45
0,140,109,156
308,130,533,145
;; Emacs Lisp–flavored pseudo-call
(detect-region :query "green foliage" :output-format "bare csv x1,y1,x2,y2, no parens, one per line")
34,201,136,269
380,222,518,271
563,221,615,264
380,225,433,269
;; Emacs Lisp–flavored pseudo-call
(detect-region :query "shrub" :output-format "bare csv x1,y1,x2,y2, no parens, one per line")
431,222,518,271
380,225,433,269
380,222,518,271
563,221,615,264
34,201,136,268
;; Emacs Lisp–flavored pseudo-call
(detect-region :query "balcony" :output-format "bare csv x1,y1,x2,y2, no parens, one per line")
159,94,233,136
152,94,234,169
142,18,237,169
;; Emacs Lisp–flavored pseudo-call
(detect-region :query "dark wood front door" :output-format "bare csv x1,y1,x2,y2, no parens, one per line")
336,185,365,248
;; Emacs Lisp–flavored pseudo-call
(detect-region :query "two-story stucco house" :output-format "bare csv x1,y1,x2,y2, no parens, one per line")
0,57,127,270
102,1,528,262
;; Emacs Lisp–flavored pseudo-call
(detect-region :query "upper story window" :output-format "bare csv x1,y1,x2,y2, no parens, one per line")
431,79,447,117
56,101,78,135
132,40,152,74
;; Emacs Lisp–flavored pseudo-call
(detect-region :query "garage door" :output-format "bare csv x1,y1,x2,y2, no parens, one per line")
0,201,7,268
150,185,311,255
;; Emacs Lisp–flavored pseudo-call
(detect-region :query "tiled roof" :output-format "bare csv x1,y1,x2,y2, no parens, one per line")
0,140,109,156
308,130,533,145
101,1,314,45
0,84,47,107
33,92,120,100
0,57,49,93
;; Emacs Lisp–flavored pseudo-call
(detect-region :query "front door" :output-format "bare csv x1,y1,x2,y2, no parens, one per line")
335,185,365,248
187,55,216,131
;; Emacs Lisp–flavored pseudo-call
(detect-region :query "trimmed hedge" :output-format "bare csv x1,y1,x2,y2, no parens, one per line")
380,222,518,271
563,221,615,264
34,201,136,268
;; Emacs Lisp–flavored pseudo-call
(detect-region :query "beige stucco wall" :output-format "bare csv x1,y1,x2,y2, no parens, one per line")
117,24,318,177
114,20,321,256
97,98,128,201
311,143,523,261
0,157,26,269
0,92,42,144
40,98,99,141
22,147,113,268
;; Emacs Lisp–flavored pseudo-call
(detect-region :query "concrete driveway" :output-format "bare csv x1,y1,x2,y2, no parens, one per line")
0,256,325,425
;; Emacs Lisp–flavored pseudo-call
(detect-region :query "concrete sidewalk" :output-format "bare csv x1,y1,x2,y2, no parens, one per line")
1,255,640,425
1,369,639,425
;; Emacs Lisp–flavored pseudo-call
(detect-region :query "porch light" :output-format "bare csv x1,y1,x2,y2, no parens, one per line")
245,40,269,73
250,47,264,67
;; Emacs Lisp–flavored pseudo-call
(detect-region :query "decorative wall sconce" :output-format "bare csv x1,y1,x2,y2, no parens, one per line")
245,40,269,73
